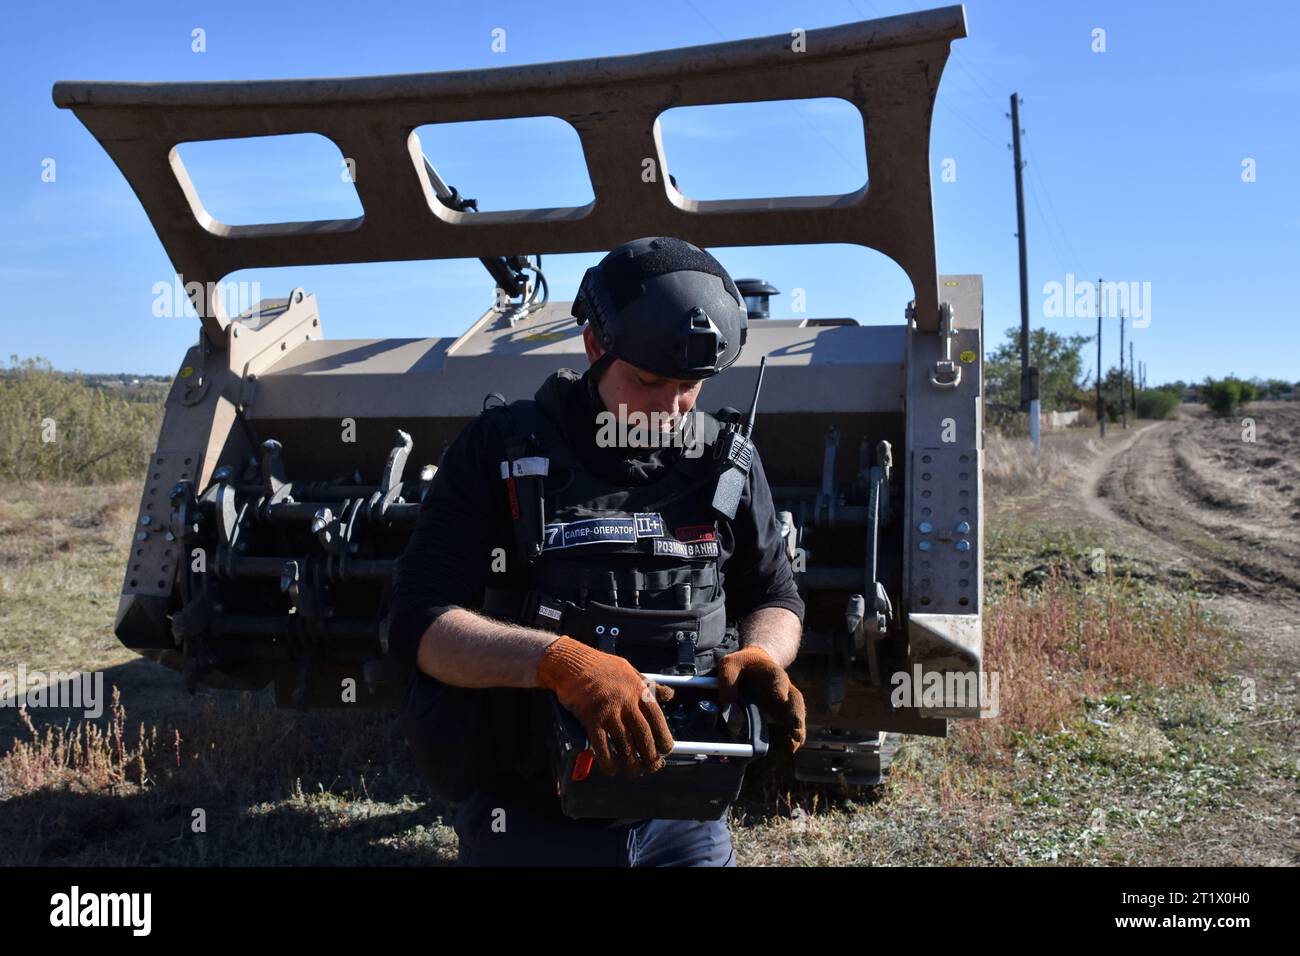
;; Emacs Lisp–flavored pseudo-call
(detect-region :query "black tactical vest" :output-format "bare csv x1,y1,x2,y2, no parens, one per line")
480,371,739,675
403,371,741,802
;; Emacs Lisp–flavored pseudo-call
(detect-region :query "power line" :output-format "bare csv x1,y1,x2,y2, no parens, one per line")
858,0,1082,285
844,0,1005,152
1004,97,1072,276
1027,176,1067,276
886,0,1073,241
1020,150,1073,273
1023,132,1085,271
684,0,867,181
950,53,999,103
1028,158,1083,271
941,101,1005,151
843,0,885,17
900,0,1005,106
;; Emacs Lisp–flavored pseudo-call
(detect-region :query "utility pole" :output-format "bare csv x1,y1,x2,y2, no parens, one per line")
1097,278,1105,437
1119,309,1127,429
1010,93,1039,450
1130,341,1137,413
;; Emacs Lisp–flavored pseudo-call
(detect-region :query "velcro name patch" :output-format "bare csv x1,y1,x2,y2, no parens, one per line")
653,537,719,559
543,517,637,550
634,513,665,538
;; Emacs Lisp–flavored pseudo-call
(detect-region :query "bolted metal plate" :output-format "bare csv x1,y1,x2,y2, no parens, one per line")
908,445,980,614
124,446,194,599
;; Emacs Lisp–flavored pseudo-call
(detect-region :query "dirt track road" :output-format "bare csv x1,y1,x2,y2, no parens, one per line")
1088,404,1300,671
1093,403,1300,600
1085,404,1298,864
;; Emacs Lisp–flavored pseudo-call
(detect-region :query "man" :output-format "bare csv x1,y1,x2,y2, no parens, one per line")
389,236,805,867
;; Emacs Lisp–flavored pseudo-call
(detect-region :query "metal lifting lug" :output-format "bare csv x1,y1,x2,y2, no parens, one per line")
929,301,962,390
179,335,211,407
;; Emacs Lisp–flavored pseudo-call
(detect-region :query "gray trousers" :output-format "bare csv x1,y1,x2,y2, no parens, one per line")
451,787,736,867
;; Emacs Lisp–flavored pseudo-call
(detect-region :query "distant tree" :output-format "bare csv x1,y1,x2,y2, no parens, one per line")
1248,378,1294,401
0,355,163,482
1098,366,1128,422
985,327,1092,431
1136,388,1180,420
1203,376,1257,416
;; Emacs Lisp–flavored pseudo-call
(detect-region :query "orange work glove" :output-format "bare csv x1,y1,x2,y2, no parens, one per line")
715,646,807,752
536,636,676,777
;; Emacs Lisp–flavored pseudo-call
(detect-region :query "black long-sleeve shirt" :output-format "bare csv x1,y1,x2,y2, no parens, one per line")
388,369,803,677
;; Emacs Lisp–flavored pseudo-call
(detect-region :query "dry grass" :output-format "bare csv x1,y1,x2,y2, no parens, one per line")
2,685,398,802
958,570,1224,762
1,688,168,795
0,467,1283,867
0,479,457,864
0,480,141,674
727,555,1242,866
984,428,1107,497
0,681,456,865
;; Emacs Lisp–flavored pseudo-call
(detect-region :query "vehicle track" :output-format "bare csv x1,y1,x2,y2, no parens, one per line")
1089,403,1300,603
1081,404,1299,865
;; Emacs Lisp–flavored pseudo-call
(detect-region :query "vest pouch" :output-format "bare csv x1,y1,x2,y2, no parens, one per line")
564,595,728,675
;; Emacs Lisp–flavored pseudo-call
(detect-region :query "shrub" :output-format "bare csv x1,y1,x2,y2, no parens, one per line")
1135,388,1180,420
0,356,164,482
1202,377,1257,416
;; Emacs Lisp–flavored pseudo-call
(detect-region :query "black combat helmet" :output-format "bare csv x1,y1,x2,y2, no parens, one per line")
572,236,748,380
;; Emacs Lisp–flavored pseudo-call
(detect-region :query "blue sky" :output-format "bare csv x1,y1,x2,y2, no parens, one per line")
2,0,1296,384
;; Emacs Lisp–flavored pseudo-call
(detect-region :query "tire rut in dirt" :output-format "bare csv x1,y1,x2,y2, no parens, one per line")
1102,403,1300,597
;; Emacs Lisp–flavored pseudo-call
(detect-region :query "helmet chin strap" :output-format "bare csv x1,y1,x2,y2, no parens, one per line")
585,351,617,408
588,350,616,385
